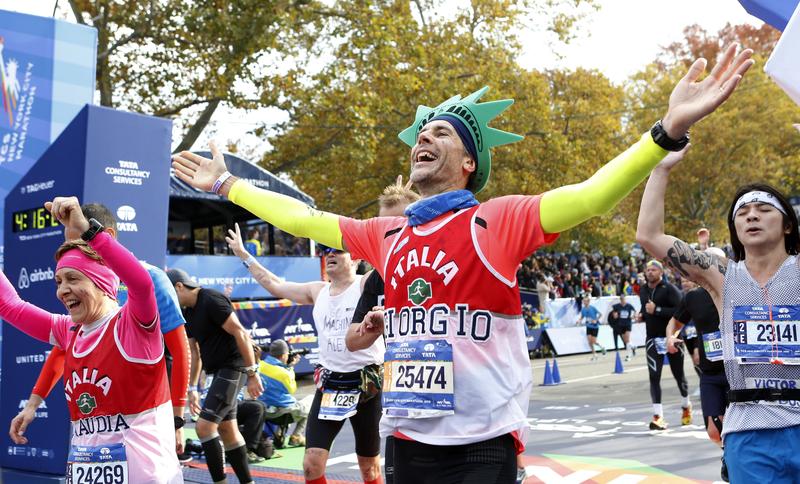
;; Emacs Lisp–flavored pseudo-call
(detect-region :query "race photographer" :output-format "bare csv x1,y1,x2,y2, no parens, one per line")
255,340,312,448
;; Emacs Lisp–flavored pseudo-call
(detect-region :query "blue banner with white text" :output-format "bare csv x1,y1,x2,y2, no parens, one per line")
234,301,319,375
0,10,96,262
166,254,321,300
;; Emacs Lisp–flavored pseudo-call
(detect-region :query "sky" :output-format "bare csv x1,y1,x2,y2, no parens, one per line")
518,0,761,82
0,0,764,150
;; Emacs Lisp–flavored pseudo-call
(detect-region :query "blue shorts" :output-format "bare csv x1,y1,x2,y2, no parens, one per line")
724,425,800,483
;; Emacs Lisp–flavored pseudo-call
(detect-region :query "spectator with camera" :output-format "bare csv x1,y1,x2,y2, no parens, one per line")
255,340,311,448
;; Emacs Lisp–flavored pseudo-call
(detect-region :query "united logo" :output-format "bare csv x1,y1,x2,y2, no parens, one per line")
76,392,97,415
407,278,432,305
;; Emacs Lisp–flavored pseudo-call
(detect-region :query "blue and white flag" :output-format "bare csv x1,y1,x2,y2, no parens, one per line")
765,2,800,106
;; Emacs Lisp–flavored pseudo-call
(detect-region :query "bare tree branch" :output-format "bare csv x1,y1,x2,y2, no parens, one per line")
98,31,140,60
413,0,427,28
173,99,222,153
155,97,221,117
67,0,87,25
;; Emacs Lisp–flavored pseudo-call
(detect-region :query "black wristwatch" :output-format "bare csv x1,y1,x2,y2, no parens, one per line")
80,218,104,242
174,416,185,430
650,119,689,152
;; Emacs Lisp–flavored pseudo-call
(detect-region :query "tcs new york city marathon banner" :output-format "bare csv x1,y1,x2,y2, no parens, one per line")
234,301,319,375
2,105,171,476
0,10,96,261
166,254,321,300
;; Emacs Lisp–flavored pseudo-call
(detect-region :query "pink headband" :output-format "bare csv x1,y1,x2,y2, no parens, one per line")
56,249,119,300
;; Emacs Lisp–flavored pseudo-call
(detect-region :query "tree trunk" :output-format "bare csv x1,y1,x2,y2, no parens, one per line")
173,99,221,153
96,4,113,106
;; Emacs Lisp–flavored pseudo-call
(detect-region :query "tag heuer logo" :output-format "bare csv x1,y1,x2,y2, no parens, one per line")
408,278,432,305
76,392,97,415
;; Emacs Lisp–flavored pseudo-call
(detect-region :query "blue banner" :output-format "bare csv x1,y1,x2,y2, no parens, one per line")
234,301,319,375
82,106,172,268
166,254,321,300
0,10,96,261
2,105,172,475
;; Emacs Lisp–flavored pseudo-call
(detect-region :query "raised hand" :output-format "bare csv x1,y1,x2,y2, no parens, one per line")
697,227,710,249
171,141,228,192
45,196,89,236
225,223,249,259
662,43,754,138
395,174,413,191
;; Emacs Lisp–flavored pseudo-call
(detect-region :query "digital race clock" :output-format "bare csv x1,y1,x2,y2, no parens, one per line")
12,206,60,233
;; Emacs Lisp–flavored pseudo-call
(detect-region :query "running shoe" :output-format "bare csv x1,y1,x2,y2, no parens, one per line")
632,346,637,357
721,454,729,482
516,467,527,484
248,450,266,464
649,415,667,431
681,405,693,426
601,346,607,356
177,453,193,464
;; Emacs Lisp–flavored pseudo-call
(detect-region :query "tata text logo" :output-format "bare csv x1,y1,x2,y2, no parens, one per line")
116,205,138,232
18,267,54,289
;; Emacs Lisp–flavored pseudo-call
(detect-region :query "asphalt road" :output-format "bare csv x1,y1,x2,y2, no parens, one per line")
183,350,727,484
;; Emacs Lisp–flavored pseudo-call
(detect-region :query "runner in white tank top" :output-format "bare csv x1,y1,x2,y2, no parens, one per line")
637,146,800,482
224,223,383,484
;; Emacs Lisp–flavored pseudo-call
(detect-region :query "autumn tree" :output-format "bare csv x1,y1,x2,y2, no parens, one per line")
621,23,800,248
262,2,621,207
66,0,318,151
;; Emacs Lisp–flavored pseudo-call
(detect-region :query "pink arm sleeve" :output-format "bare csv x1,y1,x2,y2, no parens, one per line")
89,232,157,326
89,232,162,360
0,268,59,343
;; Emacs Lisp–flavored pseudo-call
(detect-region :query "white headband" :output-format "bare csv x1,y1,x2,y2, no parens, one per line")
732,191,787,221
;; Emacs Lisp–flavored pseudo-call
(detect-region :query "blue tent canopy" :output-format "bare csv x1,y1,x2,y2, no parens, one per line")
168,151,314,234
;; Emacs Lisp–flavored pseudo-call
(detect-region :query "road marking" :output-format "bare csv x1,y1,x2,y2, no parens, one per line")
563,366,648,383
525,465,600,483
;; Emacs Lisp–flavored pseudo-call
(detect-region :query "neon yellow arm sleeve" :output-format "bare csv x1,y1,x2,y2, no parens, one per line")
228,180,344,250
540,132,667,234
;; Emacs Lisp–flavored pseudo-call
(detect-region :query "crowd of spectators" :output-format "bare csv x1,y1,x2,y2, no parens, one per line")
516,249,681,303
168,222,310,257
241,225,309,257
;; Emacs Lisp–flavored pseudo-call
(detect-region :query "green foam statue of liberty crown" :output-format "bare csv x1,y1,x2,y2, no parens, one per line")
398,86,524,193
